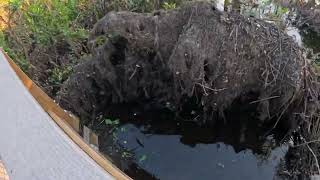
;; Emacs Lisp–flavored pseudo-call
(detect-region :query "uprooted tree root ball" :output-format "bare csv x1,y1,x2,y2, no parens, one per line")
58,1,311,130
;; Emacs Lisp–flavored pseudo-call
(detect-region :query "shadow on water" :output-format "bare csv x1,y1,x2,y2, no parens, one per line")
84,3,320,179
94,99,290,180
91,6,320,177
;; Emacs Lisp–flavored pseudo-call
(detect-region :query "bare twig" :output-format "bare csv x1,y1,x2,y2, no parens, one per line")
294,139,320,147
129,64,140,80
249,95,280,104
306,141,320,175
195,82,227,92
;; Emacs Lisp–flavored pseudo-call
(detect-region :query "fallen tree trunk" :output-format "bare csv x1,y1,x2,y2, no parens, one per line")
58,1,306,128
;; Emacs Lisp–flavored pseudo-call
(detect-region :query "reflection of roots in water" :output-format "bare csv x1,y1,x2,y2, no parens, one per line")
97,98,290,179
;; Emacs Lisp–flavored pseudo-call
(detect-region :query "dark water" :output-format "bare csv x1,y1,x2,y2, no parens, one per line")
90,4,319,179
96,102,289,180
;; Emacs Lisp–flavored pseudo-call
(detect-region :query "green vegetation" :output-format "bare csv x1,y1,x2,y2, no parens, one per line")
48,65,73,86
0,0,182,95
99,117,133,159
139,154,147,163
103,118,120,126
162,1,177,9
1,0,91,70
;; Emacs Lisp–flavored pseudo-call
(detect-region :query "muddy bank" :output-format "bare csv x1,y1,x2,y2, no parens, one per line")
58,1,305,128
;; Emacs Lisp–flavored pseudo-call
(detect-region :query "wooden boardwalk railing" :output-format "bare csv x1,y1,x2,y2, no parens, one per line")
0,49,131,180
0,161,9,180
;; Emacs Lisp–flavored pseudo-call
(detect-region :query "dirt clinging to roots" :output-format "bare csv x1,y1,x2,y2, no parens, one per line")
57,2,306,127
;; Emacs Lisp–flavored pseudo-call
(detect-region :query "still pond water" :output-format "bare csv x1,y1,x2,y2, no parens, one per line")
97,103,289,180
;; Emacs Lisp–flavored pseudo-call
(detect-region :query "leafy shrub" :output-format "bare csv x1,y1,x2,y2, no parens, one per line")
0,0,92,95
162,1,177,10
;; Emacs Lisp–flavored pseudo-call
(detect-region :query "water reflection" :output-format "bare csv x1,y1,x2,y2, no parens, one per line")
97,103,289,180
95,2,320,179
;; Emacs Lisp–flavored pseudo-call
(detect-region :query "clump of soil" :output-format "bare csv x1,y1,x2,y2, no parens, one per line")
57,1,306,128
